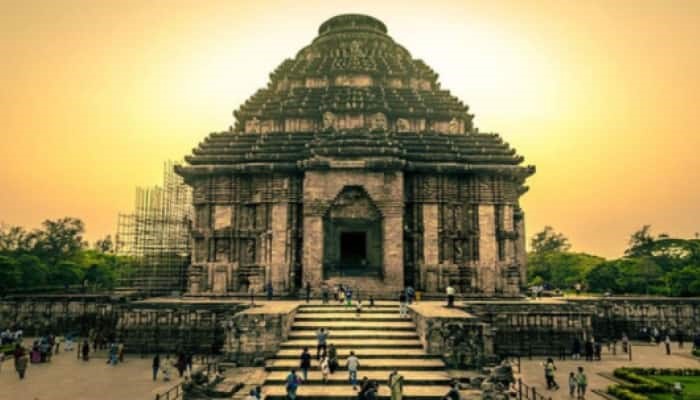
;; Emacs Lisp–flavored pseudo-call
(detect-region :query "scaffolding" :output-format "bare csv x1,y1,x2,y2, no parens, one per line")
115,161,193,295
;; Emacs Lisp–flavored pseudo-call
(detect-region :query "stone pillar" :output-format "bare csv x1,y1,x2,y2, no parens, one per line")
380,173,404,290
478,204,497,295
302,215,324,288
270,203,289,292
502,205,515,263
514,210,527,287
422,204,439,266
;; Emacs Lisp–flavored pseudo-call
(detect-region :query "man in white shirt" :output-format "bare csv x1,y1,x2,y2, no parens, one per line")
346,350,360,389
446,285,456,308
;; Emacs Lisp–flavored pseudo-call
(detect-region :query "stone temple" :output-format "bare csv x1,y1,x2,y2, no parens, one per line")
176,14,535,297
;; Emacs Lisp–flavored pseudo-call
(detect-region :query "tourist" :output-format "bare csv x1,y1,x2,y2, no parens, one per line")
678,330,685,348
446,284,456,308
584,338,593,362
186,352,194,377
356,300,363,317
365,381,378,400
177,353,187,377
389,369,404,400
345,287,353,307
369,295,375,307
328,343,338,374
254,386,262,400
245,389,258,400
152,354,160,381
316,328,328,360
0,350,4,373
305,281,311,303
594,341,602,361
358,377,371,399
81,339,90,361
665,335,671,355
572,336,581,359
543,358,559,390
322,283,330,304
249,285,256,305
266,282,274,300
285,369,301,400
347,350,360,389
399,291,408,319
621,333,629,353
575,366,587,399
445,381,460,400
162,354,172,381
300,347,311,381
118,341,125,363
568,372,576,397
320,355,330,383
13,344,28,380
339,286,346,304
406,286,415,304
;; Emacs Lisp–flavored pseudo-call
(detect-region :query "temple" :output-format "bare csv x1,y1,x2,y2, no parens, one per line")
175,14,535,297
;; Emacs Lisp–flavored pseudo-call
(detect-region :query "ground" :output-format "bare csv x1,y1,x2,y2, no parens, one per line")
0,342,182,400
517,342,700,400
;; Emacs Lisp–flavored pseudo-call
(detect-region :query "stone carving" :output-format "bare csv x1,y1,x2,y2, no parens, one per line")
322,111,336,130
370,112,388,131
248,117,260,134
396,118,410,133
328,186,381,220
448,117,460,134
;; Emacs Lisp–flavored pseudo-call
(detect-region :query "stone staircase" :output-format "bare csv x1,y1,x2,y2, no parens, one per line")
263,302,452,400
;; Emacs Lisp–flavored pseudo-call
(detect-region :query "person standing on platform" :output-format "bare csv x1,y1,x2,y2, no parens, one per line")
320,355,330,384
576,366,587,399
399,291,408,319
81,339,90,361
665,335,672,355
13,344,28,380
266,282,273,301
338,286,346,305
285,369,301,400
328,343,338,374
152,354,160,381
446,284,456,307
321,283,330,304
345,287,353,307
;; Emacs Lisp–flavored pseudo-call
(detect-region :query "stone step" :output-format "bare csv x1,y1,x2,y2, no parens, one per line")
288,330,418,339
266,358,445,371
297,307,399,314
265,370,451,385
292,321,415,331
263,384,452,400
280,339,422,349
295,313,408,322
275,348,438,359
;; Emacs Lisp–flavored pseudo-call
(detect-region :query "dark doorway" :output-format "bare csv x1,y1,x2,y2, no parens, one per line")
340,231,367,267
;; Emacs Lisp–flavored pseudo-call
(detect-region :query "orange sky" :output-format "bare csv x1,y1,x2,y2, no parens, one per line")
1,0,699,258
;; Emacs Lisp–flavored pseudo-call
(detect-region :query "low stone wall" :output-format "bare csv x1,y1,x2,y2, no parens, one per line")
117,299,248,355
0,295,122,338
410,303,492,368
223,302,298,366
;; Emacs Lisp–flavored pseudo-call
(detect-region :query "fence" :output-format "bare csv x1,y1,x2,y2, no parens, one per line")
154,383,183,400
516,378,552,400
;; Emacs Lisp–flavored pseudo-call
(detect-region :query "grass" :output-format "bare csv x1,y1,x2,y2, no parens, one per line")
647,376,700,400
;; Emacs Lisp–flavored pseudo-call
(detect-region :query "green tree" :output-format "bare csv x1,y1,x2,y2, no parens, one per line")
47,261,83,286
530,226,571,254
625,225,656,257
586,261,622,293
15,254,48,288
31,217,87,266
668,265,700,296
0,255,20,292
93,235,114,253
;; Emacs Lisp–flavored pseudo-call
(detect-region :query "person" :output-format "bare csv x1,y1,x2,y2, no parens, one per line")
300,347,311,381
65,333,74,352
365,381,378,400
286,369,301,400
186,353,194,377
358,377,371,400
305,281,311,303
345,287,353,307
584,338,593,362
405,286,415,305
82,339,90,361
55,334,61,354
328,343,338,374
249,285,256,305
446,284,456,307
13,344,28,380
245,389,258,400
665,335,671,355
0,350,4,373
118,342,125,363
355,300,363,317
574,282,582,296
678,330,685,349
544,358,559,390
622,333,629,353
316,328,328,360
266,282,274,301
445,381,460,400
339,286,346,305
177,353,187,377
594,342,602,361
572,336,581,359
321,283,329,304
369,296,375,308
152,354,160,381
389,369,404,400
347,351,360,389
568,372,576,397
399,291,408,319
320,356,330,384
254,386,262,400
576,366,587,399
162,354,172,381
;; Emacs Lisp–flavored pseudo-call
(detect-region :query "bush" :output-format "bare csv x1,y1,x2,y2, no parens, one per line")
608,385,649,400
613,368,672,393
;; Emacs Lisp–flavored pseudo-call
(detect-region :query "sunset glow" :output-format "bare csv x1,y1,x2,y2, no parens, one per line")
2,0,699,257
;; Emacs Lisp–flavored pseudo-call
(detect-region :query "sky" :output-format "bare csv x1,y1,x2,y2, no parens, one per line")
1,0,699,258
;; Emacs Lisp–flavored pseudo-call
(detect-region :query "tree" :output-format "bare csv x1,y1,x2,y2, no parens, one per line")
15,254,48,288
668,265,700,296
0,223,34,253
31,217,87,266
48,261,83,286
530,226,571,254
586,261,622,293
625,225,655,257
0,255,20,292
93,235,114,253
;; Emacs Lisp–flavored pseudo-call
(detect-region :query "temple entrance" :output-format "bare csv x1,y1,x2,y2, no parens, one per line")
323,186,383,278
340,231,367,267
